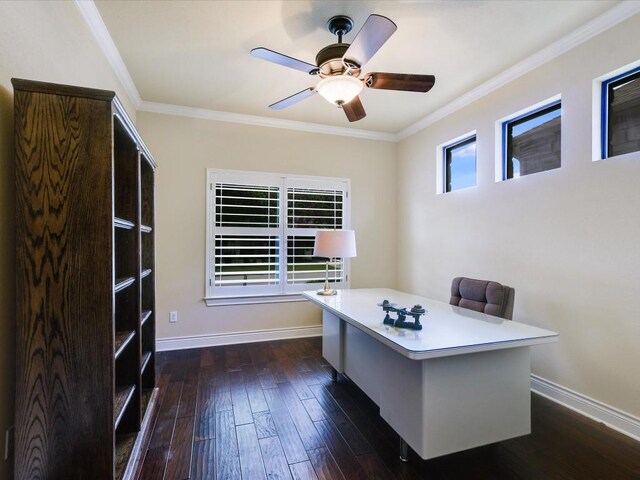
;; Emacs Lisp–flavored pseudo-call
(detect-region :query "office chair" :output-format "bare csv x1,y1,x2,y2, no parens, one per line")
450,276,515,320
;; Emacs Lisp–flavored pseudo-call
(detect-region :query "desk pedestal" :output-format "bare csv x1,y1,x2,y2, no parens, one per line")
323,310,532,460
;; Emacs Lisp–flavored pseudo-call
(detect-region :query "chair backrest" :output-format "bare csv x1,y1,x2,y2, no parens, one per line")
450,277,515,320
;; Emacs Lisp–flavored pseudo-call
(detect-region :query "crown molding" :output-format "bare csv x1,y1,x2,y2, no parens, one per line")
398,1,640,140
138,101,399,142
74,0,142,108
76,0,638,143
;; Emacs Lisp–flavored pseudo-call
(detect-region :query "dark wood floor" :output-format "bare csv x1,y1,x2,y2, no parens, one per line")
140,337,640,479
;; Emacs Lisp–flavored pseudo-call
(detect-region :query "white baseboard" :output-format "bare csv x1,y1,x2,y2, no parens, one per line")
531,374,640,442
156,325,322,352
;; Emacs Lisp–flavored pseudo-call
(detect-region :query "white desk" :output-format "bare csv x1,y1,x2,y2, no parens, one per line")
303,288,558,460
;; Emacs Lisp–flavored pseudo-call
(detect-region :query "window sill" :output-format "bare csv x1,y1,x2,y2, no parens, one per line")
593,149,640,163
204,293,309,307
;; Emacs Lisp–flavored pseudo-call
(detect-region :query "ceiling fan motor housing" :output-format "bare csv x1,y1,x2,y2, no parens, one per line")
316,15,361,78
316,44,359,77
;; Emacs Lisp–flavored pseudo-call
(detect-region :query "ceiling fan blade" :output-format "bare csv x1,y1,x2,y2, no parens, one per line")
343,96,366,122
251,47,318,74
269,88,317,110
343,14,397,68
365,72,435,92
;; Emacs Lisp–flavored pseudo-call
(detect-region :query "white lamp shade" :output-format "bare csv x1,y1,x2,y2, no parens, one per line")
316,76,363,106
313,230,357,258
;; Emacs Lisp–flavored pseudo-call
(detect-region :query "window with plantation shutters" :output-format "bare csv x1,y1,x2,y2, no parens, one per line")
206,170,350,302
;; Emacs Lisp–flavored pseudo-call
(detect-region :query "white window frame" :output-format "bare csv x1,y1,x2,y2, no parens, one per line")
205,169,351,306
436,130,477,194
494,94,561,182
592,59,640,162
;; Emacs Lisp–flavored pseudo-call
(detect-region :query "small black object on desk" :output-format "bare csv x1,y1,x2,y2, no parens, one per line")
378,300,427,330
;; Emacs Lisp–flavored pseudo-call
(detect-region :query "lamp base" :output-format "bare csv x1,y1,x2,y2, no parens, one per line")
317,288,337,296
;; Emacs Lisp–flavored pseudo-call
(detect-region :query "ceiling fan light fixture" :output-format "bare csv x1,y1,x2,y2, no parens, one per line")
316,75,363,106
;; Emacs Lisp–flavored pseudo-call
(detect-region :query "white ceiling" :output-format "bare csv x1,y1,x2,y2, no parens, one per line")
93,0,622,135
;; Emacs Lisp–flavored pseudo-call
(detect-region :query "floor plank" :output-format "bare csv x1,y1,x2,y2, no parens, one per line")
309,383,374,456
314,419,367,480
356,453,398,480
301,398,326,422
307,446,345,480
229,370,254,426
190,439,215,480
242,363,270,413
165,416,195,480
290,460,319,480
259,436,294,480
177,381,198,419
263,387,309,464
254,411,278,439
277,382,324,451
138,446,168,480
215,409,241,480
194,383,215,441
149,381,182,449
237,423,267,480
215,389,233,412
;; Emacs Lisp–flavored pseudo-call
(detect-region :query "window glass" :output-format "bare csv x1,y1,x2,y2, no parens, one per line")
605,69,640,158
215,183,279,228
504,102,561,179
444,136,476,192
287,188,343,228
214,235,280,289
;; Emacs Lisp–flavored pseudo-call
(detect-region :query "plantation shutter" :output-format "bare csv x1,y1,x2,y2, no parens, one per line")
210,174,282,297
285,179,348,292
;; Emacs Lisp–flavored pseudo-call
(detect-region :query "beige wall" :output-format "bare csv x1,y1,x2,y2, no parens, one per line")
0,2,136,478
137,112,397,341
397,15,640,417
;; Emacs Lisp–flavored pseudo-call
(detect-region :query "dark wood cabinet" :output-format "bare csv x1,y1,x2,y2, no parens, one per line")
13,79,158,480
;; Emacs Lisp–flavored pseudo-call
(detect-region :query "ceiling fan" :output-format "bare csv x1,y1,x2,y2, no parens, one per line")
251,14,435,122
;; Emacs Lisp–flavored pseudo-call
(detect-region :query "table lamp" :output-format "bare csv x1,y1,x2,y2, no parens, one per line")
313,229,357,296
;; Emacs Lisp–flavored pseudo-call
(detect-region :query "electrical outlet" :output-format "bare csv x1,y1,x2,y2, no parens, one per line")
4,425,14,461
169,311,178,323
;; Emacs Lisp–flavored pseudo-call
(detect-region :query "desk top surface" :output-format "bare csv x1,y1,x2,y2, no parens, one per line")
303,288,558,360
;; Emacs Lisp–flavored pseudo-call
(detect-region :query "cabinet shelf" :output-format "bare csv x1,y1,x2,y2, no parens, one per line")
141,352,152,374
141,389,154,416
114,217,135,230
115,433,136,480
114,384,136,429
140,225,152,233
141,269,152,279
141,310,152,326
115,389,158,480
115,276,135,293
114,330,135,359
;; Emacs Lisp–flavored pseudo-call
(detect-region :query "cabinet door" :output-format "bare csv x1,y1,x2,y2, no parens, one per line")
322,311,344,372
